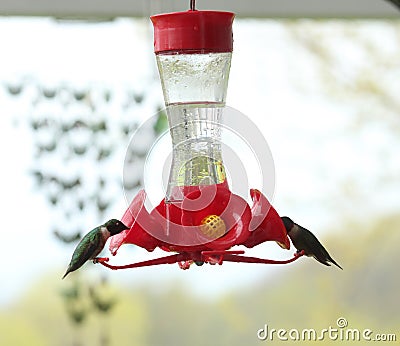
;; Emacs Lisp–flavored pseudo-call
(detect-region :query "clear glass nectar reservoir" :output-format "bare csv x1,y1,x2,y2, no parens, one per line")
166,103,225,201
151,10,234,203
158,52,231,202
156,52,232,105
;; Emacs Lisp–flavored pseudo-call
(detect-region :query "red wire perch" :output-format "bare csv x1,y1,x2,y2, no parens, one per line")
94,254,187,270
216,250,305,265
94,250,305,270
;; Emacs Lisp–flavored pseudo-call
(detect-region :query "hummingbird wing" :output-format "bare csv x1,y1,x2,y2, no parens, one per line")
287,224,310,252
64,228,105,278
290,224,342,270
301,227,343,270
77,230,105,264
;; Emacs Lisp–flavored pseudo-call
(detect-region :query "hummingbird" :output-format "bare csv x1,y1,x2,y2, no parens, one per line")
281,216,342,270
62,219,129,279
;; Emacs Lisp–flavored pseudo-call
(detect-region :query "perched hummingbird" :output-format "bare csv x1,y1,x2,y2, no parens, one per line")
281,216,342,270
62,219,129,279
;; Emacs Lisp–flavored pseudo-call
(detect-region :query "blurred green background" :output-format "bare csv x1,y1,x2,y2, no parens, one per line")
0,16,399,346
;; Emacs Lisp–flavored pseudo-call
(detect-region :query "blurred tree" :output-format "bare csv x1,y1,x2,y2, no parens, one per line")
286,21,400,130
4,77,167,345
283,20,400,222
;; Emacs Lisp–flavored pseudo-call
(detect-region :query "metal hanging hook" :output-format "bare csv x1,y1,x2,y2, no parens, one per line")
190,0,196,11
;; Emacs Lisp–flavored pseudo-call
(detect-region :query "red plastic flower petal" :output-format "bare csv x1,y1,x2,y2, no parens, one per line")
149,198,211,251
181,183,231,225
109,190,159,254
181,183,252,250
110,186,287,255
142,183,249,251
243,189,290,249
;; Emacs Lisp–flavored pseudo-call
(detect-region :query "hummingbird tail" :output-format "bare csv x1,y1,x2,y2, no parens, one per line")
62,268,71,279
330,258,343,270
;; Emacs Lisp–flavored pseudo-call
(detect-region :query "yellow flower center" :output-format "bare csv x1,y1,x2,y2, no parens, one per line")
200,214,226,239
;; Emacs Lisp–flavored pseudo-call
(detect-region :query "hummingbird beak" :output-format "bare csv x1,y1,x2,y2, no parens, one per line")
277,240,290,250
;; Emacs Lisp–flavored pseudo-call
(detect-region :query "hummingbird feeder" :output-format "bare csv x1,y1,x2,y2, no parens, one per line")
96,0,304,271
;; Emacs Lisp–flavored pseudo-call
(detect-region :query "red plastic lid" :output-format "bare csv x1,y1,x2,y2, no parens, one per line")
151,10,234,54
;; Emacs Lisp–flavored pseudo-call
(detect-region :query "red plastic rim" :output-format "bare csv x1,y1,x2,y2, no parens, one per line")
151,10,234,53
